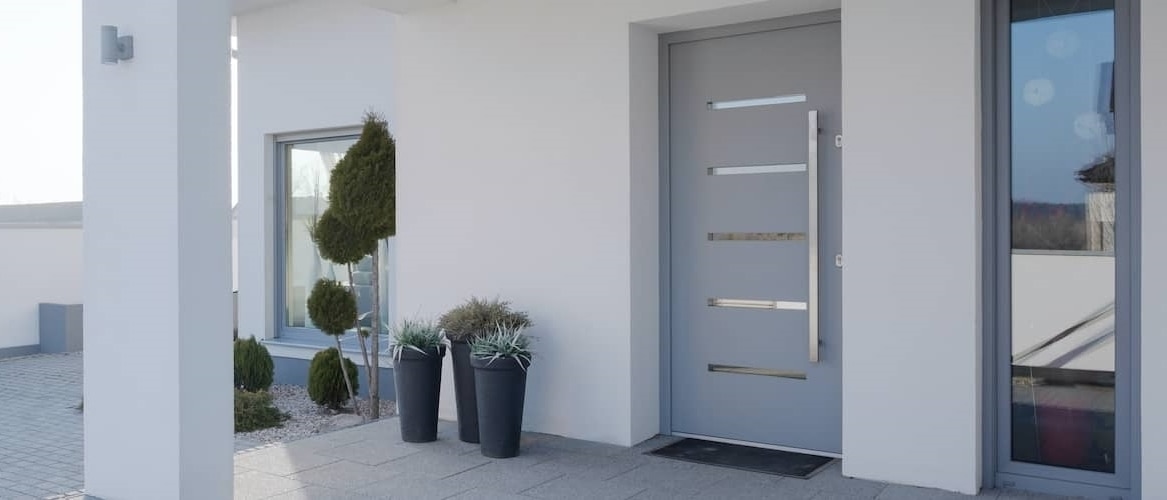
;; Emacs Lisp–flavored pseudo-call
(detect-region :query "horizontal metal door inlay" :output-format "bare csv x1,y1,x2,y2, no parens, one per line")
707,298,808,311
708,232,806,241
708,364,807,380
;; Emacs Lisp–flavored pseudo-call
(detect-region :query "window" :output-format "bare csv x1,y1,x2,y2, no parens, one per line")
277,134,395,345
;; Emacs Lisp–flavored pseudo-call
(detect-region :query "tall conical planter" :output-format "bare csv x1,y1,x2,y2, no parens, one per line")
393,346,445,443
471,356,529,458
450,341,480,443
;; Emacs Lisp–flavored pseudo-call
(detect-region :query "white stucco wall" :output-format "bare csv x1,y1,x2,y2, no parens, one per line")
236,0,395,341
1141,0,1167,496
0,227,82,350
840,0,982,494
394,0,839,448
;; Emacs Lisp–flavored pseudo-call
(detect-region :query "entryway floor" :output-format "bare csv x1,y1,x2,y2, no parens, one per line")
2,353,1076,499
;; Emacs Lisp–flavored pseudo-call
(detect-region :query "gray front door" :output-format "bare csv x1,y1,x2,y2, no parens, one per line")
668,18,842,454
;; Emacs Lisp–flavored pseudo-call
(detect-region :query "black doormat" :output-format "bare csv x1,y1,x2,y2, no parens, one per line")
648,438,835,479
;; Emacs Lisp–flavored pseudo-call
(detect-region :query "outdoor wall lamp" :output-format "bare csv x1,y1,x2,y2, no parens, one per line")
101,25,134,64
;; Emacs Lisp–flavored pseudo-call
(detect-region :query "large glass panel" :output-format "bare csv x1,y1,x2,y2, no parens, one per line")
283,137,358,329
1009,0,1116,473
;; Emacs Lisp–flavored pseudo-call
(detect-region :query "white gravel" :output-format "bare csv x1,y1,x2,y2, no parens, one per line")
235,385,396,445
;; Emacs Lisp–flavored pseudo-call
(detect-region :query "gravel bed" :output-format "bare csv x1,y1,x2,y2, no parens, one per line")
235,385,396,445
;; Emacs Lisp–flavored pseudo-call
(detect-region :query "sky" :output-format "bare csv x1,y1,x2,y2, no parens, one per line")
1011,10,1116,205
0,0,81,205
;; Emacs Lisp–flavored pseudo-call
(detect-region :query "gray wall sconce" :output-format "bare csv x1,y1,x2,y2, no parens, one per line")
101,25,134,64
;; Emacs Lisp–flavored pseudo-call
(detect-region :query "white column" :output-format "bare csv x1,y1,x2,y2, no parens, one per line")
840,0,982,495
1141,2,1167,497
82,0,233,498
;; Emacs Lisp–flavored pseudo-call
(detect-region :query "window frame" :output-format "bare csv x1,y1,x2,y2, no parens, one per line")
273,129,361,343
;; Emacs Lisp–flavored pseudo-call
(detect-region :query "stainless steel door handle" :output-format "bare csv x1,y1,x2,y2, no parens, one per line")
808,110,820,363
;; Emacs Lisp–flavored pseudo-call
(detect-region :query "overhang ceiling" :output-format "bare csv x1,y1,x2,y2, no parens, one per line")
233,0,452,15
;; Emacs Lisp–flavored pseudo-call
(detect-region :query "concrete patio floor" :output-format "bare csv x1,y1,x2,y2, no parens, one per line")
2,353,1076,499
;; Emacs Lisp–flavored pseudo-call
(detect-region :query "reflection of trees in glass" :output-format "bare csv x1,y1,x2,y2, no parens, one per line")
1013,202,1086,251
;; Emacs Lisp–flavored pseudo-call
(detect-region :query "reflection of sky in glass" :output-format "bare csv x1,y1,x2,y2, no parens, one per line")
1012,11,1114,204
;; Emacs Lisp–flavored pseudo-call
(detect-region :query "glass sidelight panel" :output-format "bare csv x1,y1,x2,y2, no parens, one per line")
1008,0,1117,473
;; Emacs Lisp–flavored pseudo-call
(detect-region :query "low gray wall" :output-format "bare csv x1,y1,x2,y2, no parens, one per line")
0,344,40,359
272,355,395,400
39,303,83,353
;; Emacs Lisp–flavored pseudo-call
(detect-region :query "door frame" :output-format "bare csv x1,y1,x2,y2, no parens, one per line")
980,0,1142,497
656,9,843,445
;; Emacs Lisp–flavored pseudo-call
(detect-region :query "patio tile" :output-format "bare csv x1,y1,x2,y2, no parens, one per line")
696,474,820,500
440,460,564,494
233,470,308,500
878,484,976,499
234,446,341,476
607,459,731,496
446,488,535,500
317,441,420,466
812,492,884,500
533,435,630,457
289,460,402,489
401,437,482,456
528,451,647,481
266,485,383,500
353,472,475,500
522,476,647,500
805,462,888,498
372,450,491,479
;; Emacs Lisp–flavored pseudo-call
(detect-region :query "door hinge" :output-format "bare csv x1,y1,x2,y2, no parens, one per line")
834,135,843,148
835,254,844,268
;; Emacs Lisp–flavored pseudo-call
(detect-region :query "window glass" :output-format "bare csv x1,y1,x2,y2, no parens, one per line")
1008,0,1116,473
283,137,358,329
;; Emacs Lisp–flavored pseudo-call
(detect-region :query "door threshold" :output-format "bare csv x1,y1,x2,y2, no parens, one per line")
670,432,842,459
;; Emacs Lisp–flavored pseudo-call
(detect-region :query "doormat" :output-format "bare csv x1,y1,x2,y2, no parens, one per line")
648,438,835,479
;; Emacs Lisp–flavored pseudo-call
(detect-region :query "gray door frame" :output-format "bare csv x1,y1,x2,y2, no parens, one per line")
657,9,842,442
981,1,1142,497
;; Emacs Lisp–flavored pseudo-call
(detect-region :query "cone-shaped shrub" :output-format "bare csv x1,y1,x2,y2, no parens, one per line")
328,113,396,239
311,208,377,266
233,337,274,392
307,279,357,336
308,347,360,410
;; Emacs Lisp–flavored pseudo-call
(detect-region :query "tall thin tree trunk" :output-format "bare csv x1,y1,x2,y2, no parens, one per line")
333,335,359,417
370,244,382,419
347,264,372,419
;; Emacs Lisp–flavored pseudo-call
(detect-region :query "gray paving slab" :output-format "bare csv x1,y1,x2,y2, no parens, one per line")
5,354,1078,500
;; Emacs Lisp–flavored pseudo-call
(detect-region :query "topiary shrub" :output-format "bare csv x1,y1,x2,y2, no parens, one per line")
307,279,358,336
234,389,287,432
311,208,377,266
308,347,360,410
234,337,274,392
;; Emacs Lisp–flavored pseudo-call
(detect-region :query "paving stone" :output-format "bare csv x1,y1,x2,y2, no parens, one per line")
528,451,646,481
446,488,535,500
353,472,475,500
523,475,646,500
805,462,888,498
266,485,383,500
373,450,491,479
233,470,307,500
878,484,979,499
289,460,402,489
696,474,820,500
440,460,564,494
234,445,342,476
608,458,731,496
317,440,420,466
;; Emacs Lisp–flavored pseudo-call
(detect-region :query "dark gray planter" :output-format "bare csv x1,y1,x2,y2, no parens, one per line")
471,356,530,458
393,345,445,443
451,341,480,443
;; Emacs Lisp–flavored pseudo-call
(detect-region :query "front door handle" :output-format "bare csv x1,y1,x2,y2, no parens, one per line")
808,110,820,363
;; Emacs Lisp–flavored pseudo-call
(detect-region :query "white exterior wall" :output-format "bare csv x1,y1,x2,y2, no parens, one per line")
395,0,839,448
0,227,82,350
236,0,395,341
1141,0,1167,496
839,0,982,494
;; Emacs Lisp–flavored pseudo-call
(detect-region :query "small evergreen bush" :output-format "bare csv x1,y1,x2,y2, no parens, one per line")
234,389,287,432
439,297,532,342
308,347,360,410
307,279,358,336
234,337,274,392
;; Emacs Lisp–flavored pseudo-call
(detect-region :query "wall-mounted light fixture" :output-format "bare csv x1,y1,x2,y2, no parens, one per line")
101,26,134,64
